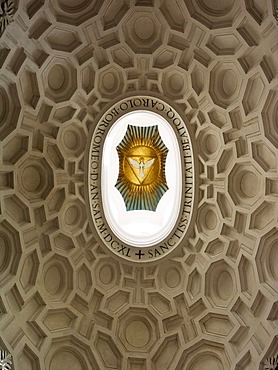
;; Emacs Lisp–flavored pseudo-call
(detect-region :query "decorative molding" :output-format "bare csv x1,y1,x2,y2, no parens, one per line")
0,1,278,369
88,96,195,262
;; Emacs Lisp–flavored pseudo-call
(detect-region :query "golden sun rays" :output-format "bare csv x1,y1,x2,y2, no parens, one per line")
115,125,169,211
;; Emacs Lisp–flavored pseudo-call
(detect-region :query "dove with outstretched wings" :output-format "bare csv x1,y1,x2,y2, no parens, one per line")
128,157,155,178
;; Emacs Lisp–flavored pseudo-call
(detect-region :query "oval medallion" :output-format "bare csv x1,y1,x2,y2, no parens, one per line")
87,96,195,262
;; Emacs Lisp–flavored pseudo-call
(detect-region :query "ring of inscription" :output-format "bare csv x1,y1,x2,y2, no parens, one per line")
87,95,195,262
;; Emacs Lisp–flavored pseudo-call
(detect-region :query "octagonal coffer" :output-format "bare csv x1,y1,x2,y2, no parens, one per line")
87,96,195,262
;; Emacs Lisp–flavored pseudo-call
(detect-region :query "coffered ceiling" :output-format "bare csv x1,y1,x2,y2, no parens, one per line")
0,0,278,369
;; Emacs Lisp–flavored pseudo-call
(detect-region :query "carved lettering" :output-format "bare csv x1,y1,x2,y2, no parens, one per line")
89,96,194,262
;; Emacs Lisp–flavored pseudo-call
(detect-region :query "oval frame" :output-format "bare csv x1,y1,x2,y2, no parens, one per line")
102,110,182,247
87,95,196,262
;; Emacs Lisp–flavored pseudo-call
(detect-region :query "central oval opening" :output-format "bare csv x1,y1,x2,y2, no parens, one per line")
101,110,182,247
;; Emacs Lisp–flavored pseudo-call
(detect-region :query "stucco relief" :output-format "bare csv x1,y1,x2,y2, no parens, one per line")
88,96,195,261
0,0,277,369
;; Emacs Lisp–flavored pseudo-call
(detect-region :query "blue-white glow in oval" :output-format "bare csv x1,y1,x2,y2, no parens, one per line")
101,110,182,248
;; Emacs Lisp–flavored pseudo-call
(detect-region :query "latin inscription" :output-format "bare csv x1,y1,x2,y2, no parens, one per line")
89,97,194,261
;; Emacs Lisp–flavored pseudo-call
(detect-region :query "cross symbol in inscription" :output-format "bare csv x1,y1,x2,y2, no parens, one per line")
135,249,145,259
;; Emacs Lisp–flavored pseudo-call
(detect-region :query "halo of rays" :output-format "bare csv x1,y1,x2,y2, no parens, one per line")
115,125,169,211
